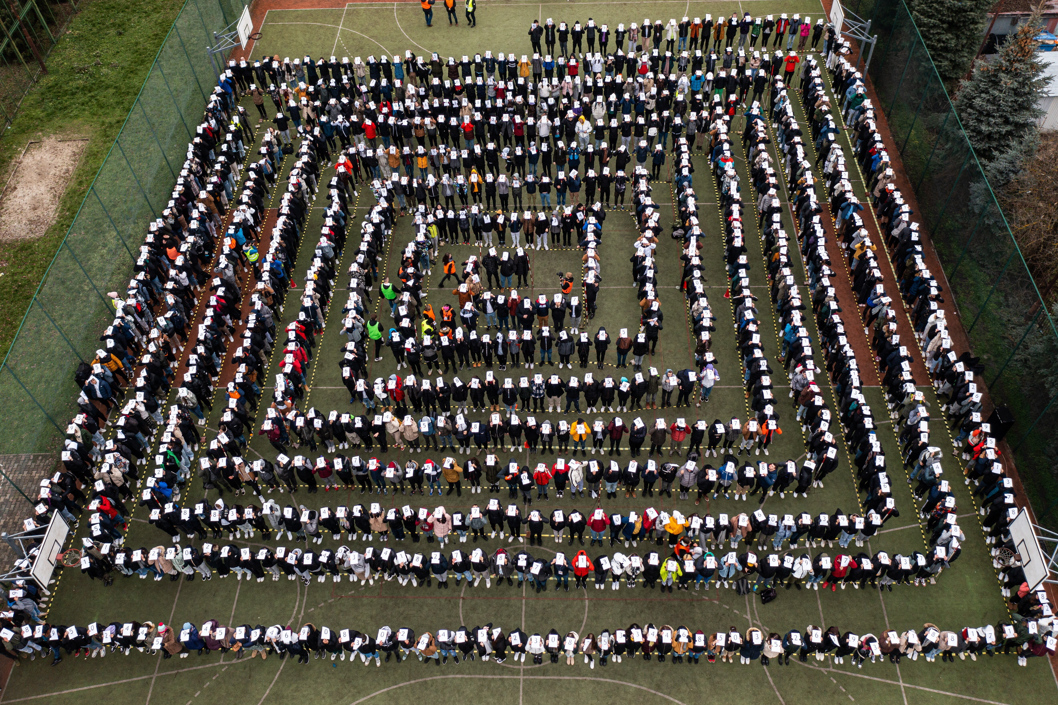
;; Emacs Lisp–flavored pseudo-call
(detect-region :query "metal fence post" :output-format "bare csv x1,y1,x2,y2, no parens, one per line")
115,140,158,218
173,25,209,102
92,189,137,261
33,299,86,364
63,242,111,308
139,101,178,180
967,250,1016,334
157,62,194,139
1014,392,1058,453
927,150,970,234
0,462,34,505
875,0,901,71
947,207,988,280
2,364,64,435
899,71,932,158
915,109,951,193
888,40,914,117
190,0,221,80
990,306,1045,388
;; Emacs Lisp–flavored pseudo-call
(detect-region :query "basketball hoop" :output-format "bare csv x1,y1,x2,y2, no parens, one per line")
57,548,82,568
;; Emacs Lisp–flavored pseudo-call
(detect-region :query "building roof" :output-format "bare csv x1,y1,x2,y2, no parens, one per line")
990,0,1058,15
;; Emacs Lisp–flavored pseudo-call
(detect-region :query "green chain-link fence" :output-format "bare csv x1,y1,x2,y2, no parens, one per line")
5,0,1058,536
0,0,248,522
844,0,1058,529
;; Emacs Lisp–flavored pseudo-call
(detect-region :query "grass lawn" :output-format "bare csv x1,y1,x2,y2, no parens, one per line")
0,0,182,362
0,2,1055,705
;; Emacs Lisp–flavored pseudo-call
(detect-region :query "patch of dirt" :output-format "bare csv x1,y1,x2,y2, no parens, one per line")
0,137,87,242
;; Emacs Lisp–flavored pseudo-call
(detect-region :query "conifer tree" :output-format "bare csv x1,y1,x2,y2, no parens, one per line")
956,4,1047,186
912,0,994,81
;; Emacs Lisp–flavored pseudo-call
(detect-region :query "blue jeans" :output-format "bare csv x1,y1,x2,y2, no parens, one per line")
540,193,551,207
565,399,581,412
573,439,586,451
485,311,498,327
540,349,552,363
719,564,739,580
590,529,605,541
678,36,687,51
500,274,512,287
556,192,567,205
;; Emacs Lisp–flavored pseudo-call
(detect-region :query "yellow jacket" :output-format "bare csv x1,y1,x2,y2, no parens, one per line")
442,461,463,483
664,515,688,535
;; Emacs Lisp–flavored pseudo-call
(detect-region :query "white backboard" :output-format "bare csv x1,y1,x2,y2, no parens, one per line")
1010,509,1049,590
29,512,69,589
830,0,845,32
237,5,254,49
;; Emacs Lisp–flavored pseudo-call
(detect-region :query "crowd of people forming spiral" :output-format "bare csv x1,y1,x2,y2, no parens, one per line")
4,7,1054,671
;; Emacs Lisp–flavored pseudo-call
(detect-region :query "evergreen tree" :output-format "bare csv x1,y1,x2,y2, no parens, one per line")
955,5,1047,187
912,0,994,82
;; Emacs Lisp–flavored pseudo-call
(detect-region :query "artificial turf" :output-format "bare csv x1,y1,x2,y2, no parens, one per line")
3,3,1055,705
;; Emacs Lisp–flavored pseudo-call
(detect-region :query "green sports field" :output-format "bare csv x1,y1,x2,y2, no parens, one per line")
3,2,1056,704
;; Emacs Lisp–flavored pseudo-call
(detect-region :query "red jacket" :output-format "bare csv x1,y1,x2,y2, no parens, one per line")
830,555,856,579
669,423,688,442
572,551,594,577
587,513,609,533
533,467,553,486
